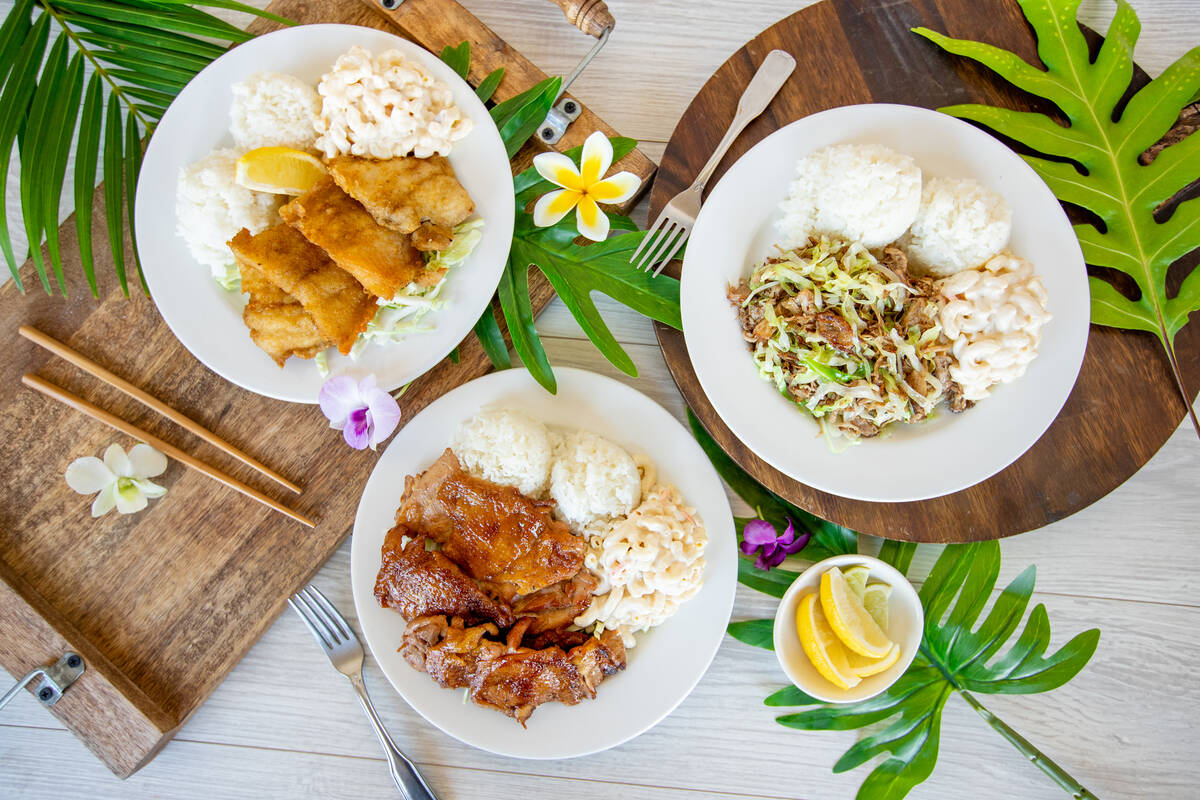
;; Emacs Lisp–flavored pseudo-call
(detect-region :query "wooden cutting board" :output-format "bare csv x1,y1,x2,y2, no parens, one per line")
651,0,1200,543
0,0,653,778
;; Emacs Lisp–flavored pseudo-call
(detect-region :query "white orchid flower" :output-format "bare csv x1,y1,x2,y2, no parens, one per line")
531,131,641,241
65,443,168,517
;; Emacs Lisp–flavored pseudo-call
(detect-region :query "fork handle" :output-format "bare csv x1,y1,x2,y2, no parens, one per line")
349,674,439,800
690,49,796,192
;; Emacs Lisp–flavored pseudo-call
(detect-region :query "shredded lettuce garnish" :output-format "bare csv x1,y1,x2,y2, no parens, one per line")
213,262,241,292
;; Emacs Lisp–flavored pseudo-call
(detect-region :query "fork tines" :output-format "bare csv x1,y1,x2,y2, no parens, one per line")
289,585,355,651
630,211,690,276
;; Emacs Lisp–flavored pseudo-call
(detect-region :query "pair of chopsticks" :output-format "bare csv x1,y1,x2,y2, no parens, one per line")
19,325,315,528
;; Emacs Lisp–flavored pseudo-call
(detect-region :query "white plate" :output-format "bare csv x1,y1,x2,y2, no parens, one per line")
136,24,514,403
680,104,1089,502
350,367,737,758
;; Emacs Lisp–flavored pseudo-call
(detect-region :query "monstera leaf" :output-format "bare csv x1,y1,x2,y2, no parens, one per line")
913,0,1200,434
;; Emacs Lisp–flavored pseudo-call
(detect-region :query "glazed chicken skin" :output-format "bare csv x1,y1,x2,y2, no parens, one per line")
394,450,585,595
375,529,514,627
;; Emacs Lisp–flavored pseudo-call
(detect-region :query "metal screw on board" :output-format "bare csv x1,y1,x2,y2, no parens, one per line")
0,652,85,714
377,0,403,9
38,688,53,702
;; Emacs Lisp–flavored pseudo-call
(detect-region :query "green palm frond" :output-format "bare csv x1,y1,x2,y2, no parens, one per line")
0,0,290,296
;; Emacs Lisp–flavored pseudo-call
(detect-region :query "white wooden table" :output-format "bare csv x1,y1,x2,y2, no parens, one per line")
2,1,1198,797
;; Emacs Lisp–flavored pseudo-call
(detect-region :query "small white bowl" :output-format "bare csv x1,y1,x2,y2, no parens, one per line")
773,554,924,703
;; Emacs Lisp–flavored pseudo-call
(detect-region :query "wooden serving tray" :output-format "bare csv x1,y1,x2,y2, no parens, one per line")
0,0,653,778
651,0,1200,543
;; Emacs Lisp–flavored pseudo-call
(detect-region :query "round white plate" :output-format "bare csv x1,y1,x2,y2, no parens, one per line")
350,367,737,758
680,103,1089,502
136,24,514,403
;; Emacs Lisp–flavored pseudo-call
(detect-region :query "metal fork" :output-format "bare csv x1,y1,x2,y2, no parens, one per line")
289,586,438,800
631,49,796,276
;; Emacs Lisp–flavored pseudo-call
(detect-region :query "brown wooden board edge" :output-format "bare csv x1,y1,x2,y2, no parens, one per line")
0,556,178,777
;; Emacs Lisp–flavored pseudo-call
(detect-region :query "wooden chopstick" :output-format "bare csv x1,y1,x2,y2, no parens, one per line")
18,325,301,494
22,373,316,529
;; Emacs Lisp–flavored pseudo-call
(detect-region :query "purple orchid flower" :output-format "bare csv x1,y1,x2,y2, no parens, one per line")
740,518,811,570
318,374,402,450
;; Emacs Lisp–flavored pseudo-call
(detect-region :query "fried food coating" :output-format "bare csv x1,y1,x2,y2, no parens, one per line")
327,154,474,235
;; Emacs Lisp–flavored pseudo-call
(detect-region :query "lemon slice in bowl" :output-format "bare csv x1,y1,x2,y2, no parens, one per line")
844,565,870,599
862,582,892,630
820,567,894,658
846,642,901,678
796,592,860,690
235,147,326,195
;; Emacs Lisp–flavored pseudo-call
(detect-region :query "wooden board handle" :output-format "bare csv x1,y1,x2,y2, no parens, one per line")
544,0,614,37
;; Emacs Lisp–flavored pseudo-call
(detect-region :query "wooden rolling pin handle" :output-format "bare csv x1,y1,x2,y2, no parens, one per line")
545,0,614,37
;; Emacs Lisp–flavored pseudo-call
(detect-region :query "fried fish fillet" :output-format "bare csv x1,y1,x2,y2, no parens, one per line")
229,225,376,355
327,155,475,238
279,176,423,299
237,260,329,367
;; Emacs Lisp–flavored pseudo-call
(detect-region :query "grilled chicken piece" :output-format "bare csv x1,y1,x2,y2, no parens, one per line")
511,569,598,634
229,225,376,355
236,260,329,367
375,529,514,626
279,176,424,299
327,154,474,235
468,628,626,725
394,450,585,595
400,615,507,689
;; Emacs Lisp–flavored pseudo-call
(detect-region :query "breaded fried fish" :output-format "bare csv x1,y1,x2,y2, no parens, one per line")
229,225,376,355
236,260,330,367
279,176,424,299
327,155,475,240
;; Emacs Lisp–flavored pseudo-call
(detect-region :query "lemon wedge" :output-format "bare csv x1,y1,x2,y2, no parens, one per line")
796,592,860,690
847,642,901,678
235,147,326,195
862,582,892,630
843,565,870,599
821,567,894,658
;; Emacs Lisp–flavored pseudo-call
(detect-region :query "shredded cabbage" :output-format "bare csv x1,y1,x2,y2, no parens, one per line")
730,236,952,447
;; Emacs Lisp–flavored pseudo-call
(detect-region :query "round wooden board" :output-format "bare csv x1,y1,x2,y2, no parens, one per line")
652,0,1200,543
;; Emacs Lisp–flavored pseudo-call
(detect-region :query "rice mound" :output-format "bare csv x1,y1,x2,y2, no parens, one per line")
230,72,321,151
549,430,641,529
899,177,1011,277
778,143,922,249
175,148,282,276
451,409,552,497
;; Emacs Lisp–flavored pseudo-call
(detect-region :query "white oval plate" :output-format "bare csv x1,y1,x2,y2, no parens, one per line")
350,367,737,758
136,24,514,403
681,104,1089,502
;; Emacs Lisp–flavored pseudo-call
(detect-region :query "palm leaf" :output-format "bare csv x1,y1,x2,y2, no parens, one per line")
0,0,289,296
913,0,1200,436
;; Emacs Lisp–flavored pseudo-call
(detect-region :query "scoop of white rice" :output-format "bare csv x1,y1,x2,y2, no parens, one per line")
230,72,321,151
451,409,552,497
778,143,922,249
549,430,641,529
175,148,281,278
899,177,1011,277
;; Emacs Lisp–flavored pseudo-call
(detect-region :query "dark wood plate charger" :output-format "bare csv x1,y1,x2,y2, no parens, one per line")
651,0,1199,543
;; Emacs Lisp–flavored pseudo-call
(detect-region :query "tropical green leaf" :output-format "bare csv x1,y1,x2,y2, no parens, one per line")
440,41,470,78
493,76,560,159
475,68,503,103
0,11,48,287
878,539,918,577
19,32,70,291
41,51,86,294
766,542,1099,799
913,0,1200,434
74,72,103,297
124,110,145,292
102,91,126,293
726,618,774,650
52,0,252,42
473,303,511,370
735,554,800,598
498,259,554,392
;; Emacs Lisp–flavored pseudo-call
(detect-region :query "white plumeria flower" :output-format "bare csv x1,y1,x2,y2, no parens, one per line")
531,131,641,241
65,443,168,517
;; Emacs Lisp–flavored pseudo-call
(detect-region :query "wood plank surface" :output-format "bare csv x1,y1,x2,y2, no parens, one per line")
650,0,1200,542
2,0,1199,798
